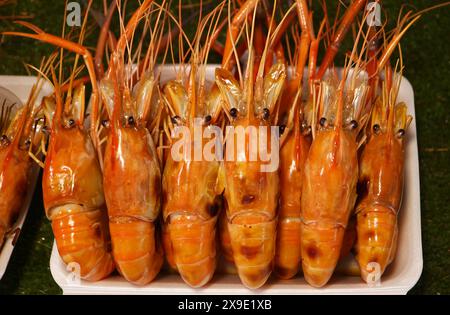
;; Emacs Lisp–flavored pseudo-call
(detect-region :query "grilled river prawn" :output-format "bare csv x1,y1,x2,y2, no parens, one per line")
215,0,287,286
0,66,45,247
216,61,285,289
354,11,422,283
161,3,226,287
99,0,168,285
355,75,411,283
3,8,117,279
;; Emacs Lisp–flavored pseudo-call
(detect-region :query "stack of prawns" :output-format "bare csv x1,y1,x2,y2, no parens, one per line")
2,0,429,289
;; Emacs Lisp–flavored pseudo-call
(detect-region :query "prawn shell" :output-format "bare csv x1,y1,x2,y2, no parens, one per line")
355,205,398,282
103,126,162,285
43,128,114,281
300,129,358,287
165,215,217,288
228,218,277,289
51,204,115,281
274,218,301,279
0,146,29,245
218,209,234,263
355,132,404,283
43,128,105,214
162,133,221,287
103,127,161,222
275,126,310,279
162,223,177,270
109,218,163,285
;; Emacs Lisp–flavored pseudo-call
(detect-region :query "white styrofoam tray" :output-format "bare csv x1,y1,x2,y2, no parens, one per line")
0,76,53,280
50,65,422,294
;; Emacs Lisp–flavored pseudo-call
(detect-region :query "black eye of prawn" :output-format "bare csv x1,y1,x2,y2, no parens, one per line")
127,116,135,126
262,108,270,120
373,124,381,134
230,108,238,118
101,119,110,128
66,118,75,128
350,120,358,130
0,135,10,145
171,115,180,125
24,139,31,148
204,115,212,124
319,117,327,127
397,129,405,138
41,125,49,135
279,125,286,135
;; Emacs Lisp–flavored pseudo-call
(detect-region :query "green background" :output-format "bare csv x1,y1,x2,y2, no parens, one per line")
0,0,449,295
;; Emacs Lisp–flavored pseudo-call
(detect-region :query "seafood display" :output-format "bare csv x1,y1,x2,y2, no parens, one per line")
1,0,438,290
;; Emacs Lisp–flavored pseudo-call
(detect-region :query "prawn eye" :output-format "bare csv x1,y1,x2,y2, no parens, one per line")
350,120,358,130
66,118,75,128
204,115,212,124
101,119,110,128
373,124,381,134
397,129,405,138
41,125,49,135
230,108,238,118
23,139,31,148
262,108,270,120
301,121,311,135
171,115,181,125
0,135,10,145
127,116,135,126
279,125,286,135
319,117,327,127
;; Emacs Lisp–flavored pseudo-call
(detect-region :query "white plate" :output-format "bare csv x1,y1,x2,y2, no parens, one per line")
0,76,53,280
50,66,422,295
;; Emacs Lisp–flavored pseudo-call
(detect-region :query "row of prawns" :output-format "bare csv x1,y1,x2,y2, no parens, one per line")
0,0,431,289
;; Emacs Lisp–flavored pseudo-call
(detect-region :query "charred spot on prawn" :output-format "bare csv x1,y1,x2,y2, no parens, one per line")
306,245,319,259
240,245,260,259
